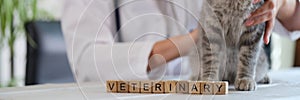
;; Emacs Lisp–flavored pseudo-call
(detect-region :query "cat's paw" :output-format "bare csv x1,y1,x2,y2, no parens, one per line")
234,78,257,91
258,75,271,84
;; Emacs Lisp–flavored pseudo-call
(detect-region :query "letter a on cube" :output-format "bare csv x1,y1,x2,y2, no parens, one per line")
189,81,201,94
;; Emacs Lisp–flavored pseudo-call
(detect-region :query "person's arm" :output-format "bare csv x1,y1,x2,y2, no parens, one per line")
147,29,199,72
277,0,300,31
247,0,300,44
62,0,200,80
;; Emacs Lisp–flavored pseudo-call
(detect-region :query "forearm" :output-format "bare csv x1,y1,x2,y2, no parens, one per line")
147,29,199,72
277,0,300,31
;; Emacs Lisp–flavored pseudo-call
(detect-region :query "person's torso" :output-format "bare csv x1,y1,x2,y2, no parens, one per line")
118,0,203,80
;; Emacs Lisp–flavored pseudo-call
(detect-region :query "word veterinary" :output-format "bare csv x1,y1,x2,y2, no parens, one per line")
106,80,228,95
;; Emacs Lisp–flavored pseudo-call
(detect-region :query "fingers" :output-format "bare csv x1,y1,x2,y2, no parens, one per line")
250,0,275,19
247,0,277,44
246,0,276,26
245,11,273,26
264,19,275,44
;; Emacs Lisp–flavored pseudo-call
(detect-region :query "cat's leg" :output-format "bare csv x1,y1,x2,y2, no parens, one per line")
189,28,206,81
234,0,268,89
235,25,265,91
235,45,260,91
200,25,225,81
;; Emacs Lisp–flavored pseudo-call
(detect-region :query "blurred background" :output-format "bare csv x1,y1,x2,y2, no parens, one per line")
0,0,298,88
0,0,74,87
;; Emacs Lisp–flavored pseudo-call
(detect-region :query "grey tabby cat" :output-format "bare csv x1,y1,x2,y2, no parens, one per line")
190,0,270,91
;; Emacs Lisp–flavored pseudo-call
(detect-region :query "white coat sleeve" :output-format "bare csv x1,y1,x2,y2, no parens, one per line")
274,19,300,40
61,0,155,82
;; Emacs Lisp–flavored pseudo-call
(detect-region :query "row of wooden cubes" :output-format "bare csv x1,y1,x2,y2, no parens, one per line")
106,80,228,95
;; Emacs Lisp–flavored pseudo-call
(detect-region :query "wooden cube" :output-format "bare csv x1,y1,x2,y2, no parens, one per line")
117,81,129,93
200,81,213,94
129,81,141,93
189,81,201,94
106,80,118,93
176,81,189,94
164,80,177,93
106,80,228,95
141,81,152,93
213,81,228,95
152,81,165,93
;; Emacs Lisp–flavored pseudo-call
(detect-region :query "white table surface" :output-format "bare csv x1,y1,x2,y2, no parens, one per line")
1,68,300,100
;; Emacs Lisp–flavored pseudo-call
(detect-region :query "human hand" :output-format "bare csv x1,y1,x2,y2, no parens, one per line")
190,28,199,43
245,0,284,44
148,28,199,72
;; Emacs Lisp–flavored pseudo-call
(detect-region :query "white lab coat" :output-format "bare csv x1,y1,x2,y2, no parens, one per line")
61,0,299,82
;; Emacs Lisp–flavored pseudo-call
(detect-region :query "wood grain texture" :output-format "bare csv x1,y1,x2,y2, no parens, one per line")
129,81,141,93
189,81,201,94
164,81,177,93
140,81,152,93
106,80,118,93
152,81,164,93
176,81,189,94
117,81,129,93
106,80,228,95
